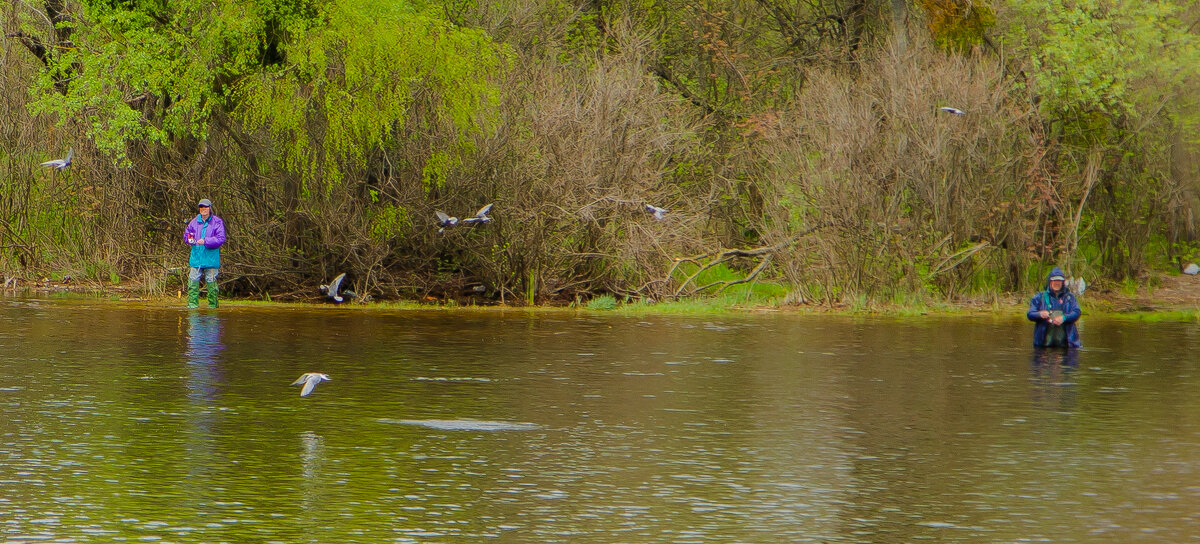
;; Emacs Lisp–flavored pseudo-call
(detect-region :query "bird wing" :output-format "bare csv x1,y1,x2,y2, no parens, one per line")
329,273,345,296
476,203,493,217
300,376,318,397
291,373,312,386
41,159,63,167
65,148,74,162
460,217,478,225
436,211,450,223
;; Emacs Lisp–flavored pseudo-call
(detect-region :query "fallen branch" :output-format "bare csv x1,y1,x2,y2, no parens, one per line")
669,221,830,298
924,241,990,281
693,254,774,294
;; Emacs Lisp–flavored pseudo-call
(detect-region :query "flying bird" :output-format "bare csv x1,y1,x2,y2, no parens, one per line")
645,204,668,221
938,107,966,115
319,273,348,303
435,211,458,233
41,148,73,170
291,372,331,397
460,203,494,225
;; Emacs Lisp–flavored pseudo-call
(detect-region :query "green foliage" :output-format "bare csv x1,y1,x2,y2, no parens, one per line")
421,150,458,192
237,0,508,190
367,204,411,243
30,0,265,161
1144,236,1200,273
28,0,510,184
1003,0,1200,122
917,0,997,51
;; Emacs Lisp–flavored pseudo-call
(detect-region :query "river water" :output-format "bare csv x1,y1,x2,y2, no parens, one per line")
0,298,1197,543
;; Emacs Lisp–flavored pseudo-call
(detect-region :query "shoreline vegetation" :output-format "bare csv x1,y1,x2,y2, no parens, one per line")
5,272,1197,321
3,2,1199,310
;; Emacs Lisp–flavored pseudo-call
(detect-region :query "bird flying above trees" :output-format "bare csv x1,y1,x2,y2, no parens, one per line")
435,211,458,233
41,148,73,170
291,372,331,397
460,203,494,225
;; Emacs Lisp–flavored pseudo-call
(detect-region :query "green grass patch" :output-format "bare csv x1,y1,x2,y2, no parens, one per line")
585,294,618,310
669,262,787,305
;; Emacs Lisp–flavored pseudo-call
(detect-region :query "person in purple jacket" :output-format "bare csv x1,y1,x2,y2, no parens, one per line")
184,199,226,308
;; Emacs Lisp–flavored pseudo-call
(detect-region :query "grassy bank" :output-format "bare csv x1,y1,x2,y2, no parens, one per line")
8,273,1199,322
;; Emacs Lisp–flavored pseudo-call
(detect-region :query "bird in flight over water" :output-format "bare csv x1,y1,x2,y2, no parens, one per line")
292,372,331,397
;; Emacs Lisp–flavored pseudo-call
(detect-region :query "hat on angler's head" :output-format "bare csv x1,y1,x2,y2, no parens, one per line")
1049,272,1065,281
197,199,212,207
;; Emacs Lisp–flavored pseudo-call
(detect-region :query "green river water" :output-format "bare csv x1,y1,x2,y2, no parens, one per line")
1,298,1198,543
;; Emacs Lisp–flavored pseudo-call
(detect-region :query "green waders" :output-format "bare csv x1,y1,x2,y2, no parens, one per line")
207,283,219,308
187,281,201,309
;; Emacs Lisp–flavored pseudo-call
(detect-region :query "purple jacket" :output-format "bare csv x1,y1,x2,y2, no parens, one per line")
185,214,226,268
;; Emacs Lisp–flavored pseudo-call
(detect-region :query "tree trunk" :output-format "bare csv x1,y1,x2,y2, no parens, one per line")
891,0,909,53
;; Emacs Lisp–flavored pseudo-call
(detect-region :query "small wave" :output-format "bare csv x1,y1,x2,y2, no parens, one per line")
378,418,542,431
412,377,494,383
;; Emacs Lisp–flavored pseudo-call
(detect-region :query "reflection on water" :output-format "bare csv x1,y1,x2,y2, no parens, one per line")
185,312,225,402
1029,347,1080,409
1031,345,1080,372
299,429,326,533
183,312,225,514
1,299,1199,542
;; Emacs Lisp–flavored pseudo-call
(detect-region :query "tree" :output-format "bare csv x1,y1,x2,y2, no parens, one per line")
20,0,509,188
1000,0,1200,277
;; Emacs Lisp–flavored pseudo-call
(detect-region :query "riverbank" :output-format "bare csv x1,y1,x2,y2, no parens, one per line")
5,272,1199,320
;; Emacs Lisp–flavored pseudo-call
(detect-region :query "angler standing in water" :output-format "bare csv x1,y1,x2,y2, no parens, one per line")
1026,267,1082,348
184,199,226,309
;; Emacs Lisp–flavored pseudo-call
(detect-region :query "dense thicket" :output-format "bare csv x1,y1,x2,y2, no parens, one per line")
2,0,1198,304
